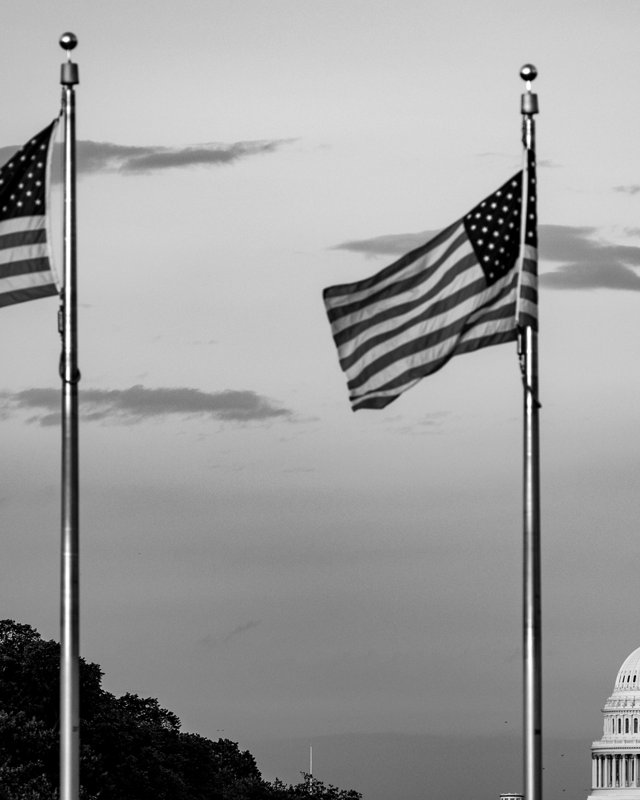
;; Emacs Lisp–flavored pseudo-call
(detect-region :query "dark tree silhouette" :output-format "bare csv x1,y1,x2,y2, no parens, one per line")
0,620,361,800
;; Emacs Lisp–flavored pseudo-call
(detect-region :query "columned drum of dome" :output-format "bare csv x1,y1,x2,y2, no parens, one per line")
588,647,640,798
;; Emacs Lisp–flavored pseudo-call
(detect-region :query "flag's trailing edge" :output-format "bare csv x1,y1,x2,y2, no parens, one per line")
323,156,537,411
0,120,59,308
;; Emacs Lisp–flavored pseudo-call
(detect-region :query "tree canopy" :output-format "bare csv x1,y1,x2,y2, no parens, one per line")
0,620,361,800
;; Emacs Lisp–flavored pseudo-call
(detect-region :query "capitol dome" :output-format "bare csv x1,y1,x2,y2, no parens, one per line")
614,648,640,692
588,647,640,798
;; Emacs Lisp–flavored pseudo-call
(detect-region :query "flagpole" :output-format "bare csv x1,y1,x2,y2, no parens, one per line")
59,31,80,800
518,64,541,800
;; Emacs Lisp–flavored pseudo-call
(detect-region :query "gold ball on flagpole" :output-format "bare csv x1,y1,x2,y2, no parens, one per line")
520,64,537,82
59,32,78,51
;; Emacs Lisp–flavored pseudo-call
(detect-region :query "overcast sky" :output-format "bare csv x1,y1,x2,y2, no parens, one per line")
2,2,640,799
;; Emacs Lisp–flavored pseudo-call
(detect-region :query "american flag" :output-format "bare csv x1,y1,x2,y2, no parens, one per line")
323,157,537,411
0,120,59,308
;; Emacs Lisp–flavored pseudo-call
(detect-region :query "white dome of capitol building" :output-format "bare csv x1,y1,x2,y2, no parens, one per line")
589,647,640,798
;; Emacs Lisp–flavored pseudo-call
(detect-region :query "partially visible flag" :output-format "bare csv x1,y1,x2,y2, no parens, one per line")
0,120,59,308
323,156,537,411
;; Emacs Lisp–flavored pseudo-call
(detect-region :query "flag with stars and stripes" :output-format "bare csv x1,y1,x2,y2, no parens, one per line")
323,156,537,411
0,120,59,308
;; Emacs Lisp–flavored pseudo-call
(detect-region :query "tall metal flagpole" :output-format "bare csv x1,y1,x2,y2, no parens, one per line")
59,31,80,800
518,64,541,800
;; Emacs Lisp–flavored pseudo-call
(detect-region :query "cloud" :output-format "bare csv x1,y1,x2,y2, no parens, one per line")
197,620,261,649
538,225,640,291
334,231,436,257
334,224,640,292
392,411,451,436
614,185,640,195
540,262,640,291
1,385,294,426
86,139,292,174
0,138,293,178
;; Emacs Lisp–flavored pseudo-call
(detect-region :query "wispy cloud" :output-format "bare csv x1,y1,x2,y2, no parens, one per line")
0,385,294,426
614,185,640,195
393,411,451,436
197,620,261,650
540,261,640,291
0,138,293,177
333,231,436,257
82,139,292,174
539,225,640,291
333,224,640,292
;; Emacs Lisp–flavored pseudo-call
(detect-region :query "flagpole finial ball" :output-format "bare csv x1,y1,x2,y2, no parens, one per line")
520,64,537,82
59,32,78,51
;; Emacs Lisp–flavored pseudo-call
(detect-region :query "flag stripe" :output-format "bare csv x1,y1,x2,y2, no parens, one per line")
324,228,466,329
0,244,51,269
517,249,537,329
351,317,519,411
0,273,59,307
344,245,535,380
0,214,47,234
340,261,496,374
347,269,518,396
325,221,461,305
352,329,519,410
0,227,46,251
330,233,475,342
0,256,52,280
